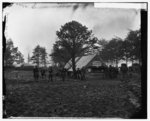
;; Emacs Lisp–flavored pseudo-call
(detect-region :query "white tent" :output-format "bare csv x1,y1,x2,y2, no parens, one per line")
68,54,97,71
64,57,80,69
76,54,96,69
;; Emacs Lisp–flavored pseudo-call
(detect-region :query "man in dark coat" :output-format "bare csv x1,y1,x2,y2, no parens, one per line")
81,66,86,80
108,65,113,79
104,66,109,79
61,68,66,82
33,66,36,80
48,66,53,82
120,64,128,81
41,67,46,79
34,66,39,81
76,68,81,80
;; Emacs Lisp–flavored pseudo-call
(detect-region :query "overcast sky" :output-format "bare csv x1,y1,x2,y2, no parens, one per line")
3,3,141,63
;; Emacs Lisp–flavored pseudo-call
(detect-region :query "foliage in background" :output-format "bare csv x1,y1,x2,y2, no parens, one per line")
100,37,123,66
4,39,24,67
31,45,47,67
123,29,141,64
100,29,141,66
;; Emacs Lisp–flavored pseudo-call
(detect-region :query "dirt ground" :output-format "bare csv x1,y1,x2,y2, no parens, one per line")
4,70,141,118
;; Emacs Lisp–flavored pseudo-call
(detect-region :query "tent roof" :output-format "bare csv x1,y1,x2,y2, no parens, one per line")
64,57,80,69
68,54,96,71
76,54,96,69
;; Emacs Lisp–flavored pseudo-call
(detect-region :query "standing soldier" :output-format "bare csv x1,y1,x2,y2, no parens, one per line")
120,64,128,81
81,66,86,80
76,68,81,80
41,67,46,79
104,66,109,79
128,66,133,78
108,65,113,79
33,66,36,80
61,68,66,82
114,67,119,78
35,66,39,81
48,66,53,82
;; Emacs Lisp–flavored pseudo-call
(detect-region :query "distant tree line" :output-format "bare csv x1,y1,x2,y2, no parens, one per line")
4,40,48,68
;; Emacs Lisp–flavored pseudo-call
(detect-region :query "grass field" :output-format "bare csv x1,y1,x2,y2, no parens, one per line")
4,70,141,118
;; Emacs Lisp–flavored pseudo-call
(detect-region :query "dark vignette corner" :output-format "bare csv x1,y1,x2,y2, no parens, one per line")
2,2,13,118
130,2,148,119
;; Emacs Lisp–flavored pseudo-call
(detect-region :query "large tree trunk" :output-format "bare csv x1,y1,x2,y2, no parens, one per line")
71,38,77,78
115,59,118,67
139,58,142,66
131,58,134,65
72,55,76,78
126,57,128,66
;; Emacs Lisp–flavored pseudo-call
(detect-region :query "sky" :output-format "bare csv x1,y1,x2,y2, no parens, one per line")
3,3,141,63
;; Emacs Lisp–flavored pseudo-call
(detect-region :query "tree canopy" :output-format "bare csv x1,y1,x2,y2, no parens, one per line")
52,21,96,76
31,45,47,67
123,29,141,64
100,29,141,66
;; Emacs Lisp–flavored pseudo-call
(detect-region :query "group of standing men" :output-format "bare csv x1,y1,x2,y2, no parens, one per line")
32,64,129,82
104,65,119,79
105,64,129,80
100,64,129,80
33,66,53,81
33,66,67,82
